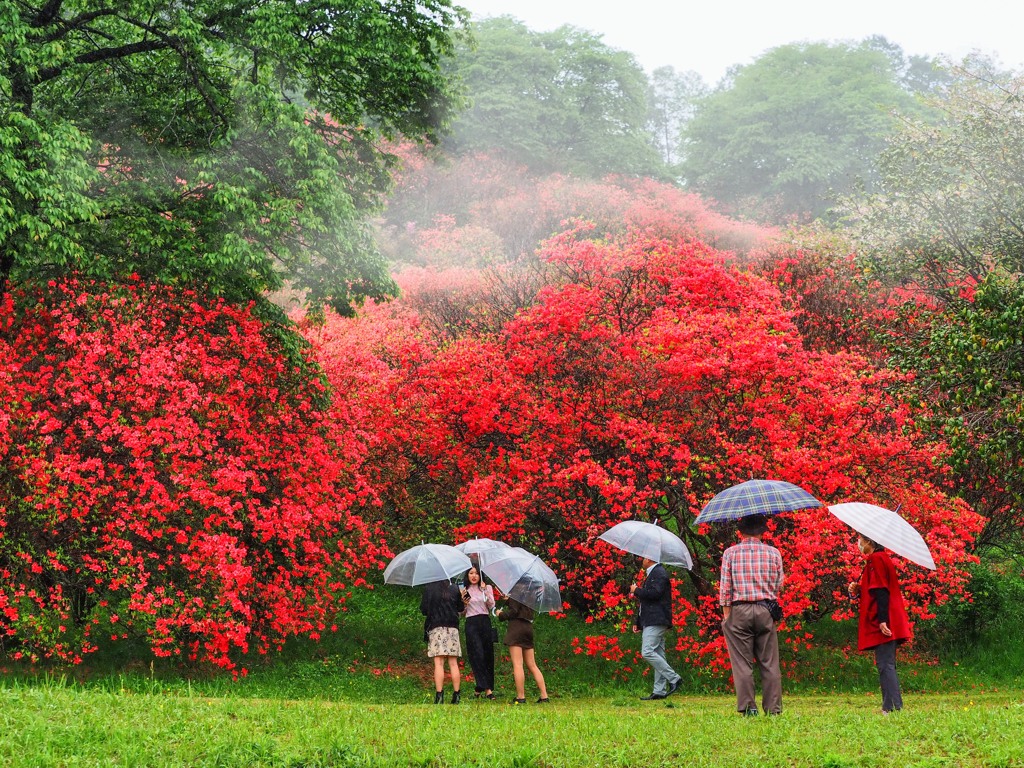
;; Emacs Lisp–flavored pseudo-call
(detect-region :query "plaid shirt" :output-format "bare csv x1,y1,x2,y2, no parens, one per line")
719,537,785,606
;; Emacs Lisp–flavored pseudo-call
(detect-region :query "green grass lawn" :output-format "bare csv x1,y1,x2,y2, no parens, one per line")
3,686,1022,767
3,586,1024,767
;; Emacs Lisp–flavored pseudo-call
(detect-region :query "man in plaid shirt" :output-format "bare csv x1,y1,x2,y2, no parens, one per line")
719,514,785,716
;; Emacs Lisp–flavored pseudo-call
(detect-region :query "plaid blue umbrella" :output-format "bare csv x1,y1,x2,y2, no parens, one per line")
695,479,822,524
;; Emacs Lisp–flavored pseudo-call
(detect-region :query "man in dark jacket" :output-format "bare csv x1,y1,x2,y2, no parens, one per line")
631,557,682,700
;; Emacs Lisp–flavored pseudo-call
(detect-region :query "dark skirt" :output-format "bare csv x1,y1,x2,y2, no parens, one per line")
464,614,495,692
504,618,534,650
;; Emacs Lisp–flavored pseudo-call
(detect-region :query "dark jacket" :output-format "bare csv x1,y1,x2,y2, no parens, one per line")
634,563,673,628
420,581,464,631
497,598,535,623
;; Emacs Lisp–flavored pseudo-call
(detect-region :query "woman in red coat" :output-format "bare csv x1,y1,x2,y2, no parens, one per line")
847,534,912,713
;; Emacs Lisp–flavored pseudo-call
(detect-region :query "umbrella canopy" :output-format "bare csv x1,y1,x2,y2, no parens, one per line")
695,479,823,524
455,538,512,557
476,546,562,613
598,521,693,568
383,543,473,586
828,502,936,570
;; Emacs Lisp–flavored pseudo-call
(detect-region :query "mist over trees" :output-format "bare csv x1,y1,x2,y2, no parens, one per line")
679,39,939,221
441,24,961,224
441,17,666,178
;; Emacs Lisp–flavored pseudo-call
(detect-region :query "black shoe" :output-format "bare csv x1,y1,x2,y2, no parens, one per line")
742,707,759,717
667,678,681,696
640,693,667,700
451,690,460,705
512,698,527,705
434,691,444,705
536,697,550,703
484,693,496,700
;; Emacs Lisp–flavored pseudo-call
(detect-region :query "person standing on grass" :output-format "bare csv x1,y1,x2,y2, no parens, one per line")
421,579,467,704
719,513,785,716
630,556,682,701
462,565,497,699
847,534,911,714
496,596,549,704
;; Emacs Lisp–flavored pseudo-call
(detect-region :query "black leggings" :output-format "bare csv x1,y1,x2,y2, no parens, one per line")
464,614,495,692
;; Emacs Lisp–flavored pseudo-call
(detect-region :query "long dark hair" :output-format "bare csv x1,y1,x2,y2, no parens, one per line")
462,565,490,594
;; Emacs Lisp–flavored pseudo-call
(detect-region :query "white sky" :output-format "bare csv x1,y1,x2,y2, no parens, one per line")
455,0,1024,85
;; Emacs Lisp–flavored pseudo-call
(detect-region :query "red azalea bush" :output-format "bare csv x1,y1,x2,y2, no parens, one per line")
0,278,385,672
308,225,984,672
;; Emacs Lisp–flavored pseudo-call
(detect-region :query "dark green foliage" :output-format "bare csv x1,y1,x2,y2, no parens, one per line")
1,0,469,312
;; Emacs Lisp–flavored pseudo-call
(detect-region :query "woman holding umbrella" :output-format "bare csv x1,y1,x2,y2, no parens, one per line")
830,501,934,714
847,534,912,713
462,565,497,699
421,578,468,704
496,596,549,704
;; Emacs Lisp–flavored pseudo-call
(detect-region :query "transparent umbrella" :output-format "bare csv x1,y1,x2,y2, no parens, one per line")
383,543,473,586
598,521,692,568
829,502,936,570
476,547,562,613
455,538,512,557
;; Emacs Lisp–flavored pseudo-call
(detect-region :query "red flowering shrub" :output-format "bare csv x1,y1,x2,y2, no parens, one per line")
0,278,384,672
308,225,984,671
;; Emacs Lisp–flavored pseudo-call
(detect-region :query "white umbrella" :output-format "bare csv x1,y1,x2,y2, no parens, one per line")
383,543,473,586
476,546,562,613
828,502,936,570
598,521,693,568
455,538,512,557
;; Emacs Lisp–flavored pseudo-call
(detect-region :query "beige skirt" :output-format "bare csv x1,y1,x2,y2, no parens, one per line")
427,626,462,658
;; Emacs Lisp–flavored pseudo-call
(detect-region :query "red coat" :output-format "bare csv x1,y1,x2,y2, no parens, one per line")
857,550,912,651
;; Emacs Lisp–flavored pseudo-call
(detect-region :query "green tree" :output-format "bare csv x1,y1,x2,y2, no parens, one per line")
1,0,468,312
443,17,664,178
839,62,1024,549
680,40,929,222
646,65,707,170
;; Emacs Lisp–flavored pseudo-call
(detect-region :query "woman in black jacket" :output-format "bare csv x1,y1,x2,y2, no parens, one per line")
420,579,467,704
496,597,549,704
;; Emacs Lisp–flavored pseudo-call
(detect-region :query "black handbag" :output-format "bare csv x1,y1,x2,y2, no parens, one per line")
490,626,500,644
763,599,783,623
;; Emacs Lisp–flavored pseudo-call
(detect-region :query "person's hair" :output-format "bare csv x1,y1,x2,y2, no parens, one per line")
738,514,768,536
859,535,884,552
463,566,489,591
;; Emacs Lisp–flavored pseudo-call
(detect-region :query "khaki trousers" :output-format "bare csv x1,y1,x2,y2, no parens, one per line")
722,602,782,714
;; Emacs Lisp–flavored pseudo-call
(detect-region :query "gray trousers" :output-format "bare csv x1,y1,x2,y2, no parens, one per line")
641,625,680,695
721,602,782,714
873,640,903,712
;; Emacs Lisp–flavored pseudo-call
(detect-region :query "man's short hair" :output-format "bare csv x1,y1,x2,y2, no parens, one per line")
737,514,769,536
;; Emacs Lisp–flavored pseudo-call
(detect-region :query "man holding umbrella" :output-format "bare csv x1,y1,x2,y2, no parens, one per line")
598,520,691,702
719,514,785,716
630,557,683,700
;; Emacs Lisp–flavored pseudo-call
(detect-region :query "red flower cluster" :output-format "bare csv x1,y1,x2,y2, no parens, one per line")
0,278,384,671
309,220,984,671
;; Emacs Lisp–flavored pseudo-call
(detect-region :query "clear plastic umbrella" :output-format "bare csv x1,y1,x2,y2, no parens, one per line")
455,538,512,557
476,546,562,613
598,521,693,568
383,543,473,586
695,479,822,524
828,502,936,570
